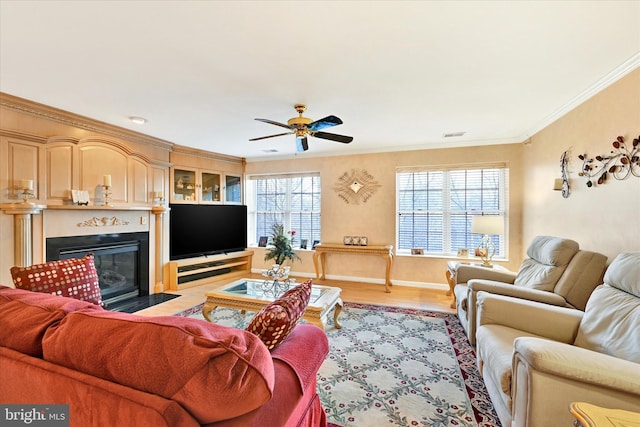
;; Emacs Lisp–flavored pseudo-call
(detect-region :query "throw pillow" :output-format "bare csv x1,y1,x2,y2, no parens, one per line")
11,254,103,306
246,279,312,350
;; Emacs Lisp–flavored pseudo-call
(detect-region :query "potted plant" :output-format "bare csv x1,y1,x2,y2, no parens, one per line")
264,224,302,265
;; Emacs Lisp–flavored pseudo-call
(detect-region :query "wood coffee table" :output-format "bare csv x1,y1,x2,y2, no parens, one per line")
202,279,343,331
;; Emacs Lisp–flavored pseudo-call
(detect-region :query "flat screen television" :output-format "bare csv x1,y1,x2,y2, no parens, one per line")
169,204,247,260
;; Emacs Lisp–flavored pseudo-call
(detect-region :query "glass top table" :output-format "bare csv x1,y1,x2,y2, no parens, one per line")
202,278,343,331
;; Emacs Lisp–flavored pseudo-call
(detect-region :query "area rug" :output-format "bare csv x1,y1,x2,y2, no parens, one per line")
175,302,500,427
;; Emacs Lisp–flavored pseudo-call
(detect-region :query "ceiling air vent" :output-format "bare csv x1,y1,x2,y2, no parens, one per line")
443,131,466,138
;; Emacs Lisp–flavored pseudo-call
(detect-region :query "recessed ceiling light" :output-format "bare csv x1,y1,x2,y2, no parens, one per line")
129,116,147,125
443,131,466,138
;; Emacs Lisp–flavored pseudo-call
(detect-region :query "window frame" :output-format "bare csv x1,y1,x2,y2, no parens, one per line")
246,172,321,249
396,164,509,258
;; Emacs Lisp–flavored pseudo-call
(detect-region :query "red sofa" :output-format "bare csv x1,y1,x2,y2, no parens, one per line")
0,286,329,427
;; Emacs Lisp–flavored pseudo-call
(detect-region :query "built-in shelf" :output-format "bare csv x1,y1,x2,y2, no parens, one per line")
167,250,254,291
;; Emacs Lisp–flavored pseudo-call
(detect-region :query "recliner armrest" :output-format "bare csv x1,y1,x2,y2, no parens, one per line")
456,265,517,284
476,292,583,342
510,337,640,427
469,279,567,307
513,337,640,394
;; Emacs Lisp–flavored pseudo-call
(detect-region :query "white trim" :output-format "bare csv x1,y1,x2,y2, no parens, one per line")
250,268,449,291
524,52,640,140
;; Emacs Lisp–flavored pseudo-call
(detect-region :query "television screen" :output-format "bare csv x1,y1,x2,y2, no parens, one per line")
169,204,247,260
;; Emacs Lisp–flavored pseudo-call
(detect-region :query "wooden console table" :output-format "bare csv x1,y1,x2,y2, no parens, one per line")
313,243,394,293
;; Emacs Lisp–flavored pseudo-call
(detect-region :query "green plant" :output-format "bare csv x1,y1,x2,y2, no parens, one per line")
264,224,301,265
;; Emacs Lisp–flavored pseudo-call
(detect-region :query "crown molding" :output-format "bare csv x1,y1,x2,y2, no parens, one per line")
524,52,640,140
171,144,245,165
0,92,174,152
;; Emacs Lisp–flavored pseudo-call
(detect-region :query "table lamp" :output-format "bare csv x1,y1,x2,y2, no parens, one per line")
471,216,504,267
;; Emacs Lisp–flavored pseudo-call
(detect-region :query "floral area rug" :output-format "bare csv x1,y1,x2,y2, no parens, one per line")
175,302,499,427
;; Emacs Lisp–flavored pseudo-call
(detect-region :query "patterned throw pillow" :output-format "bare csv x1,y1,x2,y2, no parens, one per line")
246,279,312,350
11,254,103,306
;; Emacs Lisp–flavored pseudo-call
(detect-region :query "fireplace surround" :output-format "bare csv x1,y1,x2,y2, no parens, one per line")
46,232,150,309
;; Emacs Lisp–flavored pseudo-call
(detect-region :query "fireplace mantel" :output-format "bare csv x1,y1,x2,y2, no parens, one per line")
2,203,168,293
45,205,152,211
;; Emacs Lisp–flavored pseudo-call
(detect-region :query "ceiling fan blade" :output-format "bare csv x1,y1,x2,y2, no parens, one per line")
255,118,293,130
307,115,343,131
249,131,293,141
296,136,309,152
312,131,353,144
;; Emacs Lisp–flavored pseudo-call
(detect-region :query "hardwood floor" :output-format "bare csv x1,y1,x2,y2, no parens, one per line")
135,274,455,317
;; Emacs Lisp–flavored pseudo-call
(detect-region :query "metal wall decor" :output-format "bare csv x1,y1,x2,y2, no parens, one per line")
333,169,381,204
578,134,640,187
557,150,570,198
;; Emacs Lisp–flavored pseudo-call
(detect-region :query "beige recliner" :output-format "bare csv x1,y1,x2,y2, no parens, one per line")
475,252,640,427
454,235,607,345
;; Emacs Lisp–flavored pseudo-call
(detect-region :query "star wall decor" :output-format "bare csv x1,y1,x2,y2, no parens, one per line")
333,169,381,204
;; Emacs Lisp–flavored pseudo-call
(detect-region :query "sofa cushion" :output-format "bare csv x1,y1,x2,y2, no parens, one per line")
246,279,312,350
574,285,640,363
42,310,275,424
602,251,640,297
11,254,103,306
574,253,640,363
0,286,102,357
514,236,579,292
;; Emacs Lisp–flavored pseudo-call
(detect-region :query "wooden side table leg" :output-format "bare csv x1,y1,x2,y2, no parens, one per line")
202,300,217,322
446,270,457,309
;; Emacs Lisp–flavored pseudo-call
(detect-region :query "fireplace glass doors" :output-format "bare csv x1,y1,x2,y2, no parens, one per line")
46,232,149,307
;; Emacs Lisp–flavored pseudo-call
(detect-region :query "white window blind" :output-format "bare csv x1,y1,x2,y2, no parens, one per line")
397,165,508,256
247,173,321,248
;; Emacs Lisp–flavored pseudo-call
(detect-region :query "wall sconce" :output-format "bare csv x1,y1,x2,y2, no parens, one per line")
471,215,504,267
553,151,570,198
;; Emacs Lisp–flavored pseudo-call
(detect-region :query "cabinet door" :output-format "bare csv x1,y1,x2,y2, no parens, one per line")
171,167,197,203
201,170,221,203
224,173,242,204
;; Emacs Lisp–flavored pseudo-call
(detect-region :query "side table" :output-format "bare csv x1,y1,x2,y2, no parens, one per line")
445,261,509,309
570,401,640,427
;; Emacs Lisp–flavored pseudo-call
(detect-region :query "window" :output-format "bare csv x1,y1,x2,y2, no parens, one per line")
397,165,508,257
247,173,321,248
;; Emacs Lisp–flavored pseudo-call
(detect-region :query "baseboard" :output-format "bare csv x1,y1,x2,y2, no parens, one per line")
250,268,448,291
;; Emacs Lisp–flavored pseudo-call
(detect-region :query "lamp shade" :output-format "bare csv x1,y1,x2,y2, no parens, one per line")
471,216,504,235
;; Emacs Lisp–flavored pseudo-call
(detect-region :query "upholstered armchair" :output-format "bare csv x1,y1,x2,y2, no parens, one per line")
453,236,607,345
474,252,640,427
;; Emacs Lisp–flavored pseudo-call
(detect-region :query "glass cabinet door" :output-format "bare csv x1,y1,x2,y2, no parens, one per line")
172,168,197,202
225,174,242,203
201,171,221,203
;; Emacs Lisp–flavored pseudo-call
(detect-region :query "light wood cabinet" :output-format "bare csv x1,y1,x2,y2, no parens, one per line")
170,167,242,204
167,250,254,290
170,167,221,204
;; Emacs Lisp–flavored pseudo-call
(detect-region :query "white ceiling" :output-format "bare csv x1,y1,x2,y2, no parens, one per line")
1,1,639,161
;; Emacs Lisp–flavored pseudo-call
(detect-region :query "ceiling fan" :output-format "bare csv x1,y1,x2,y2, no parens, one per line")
250,104,353,152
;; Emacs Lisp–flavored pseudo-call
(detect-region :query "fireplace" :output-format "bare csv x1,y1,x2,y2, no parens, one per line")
46,232,150,308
